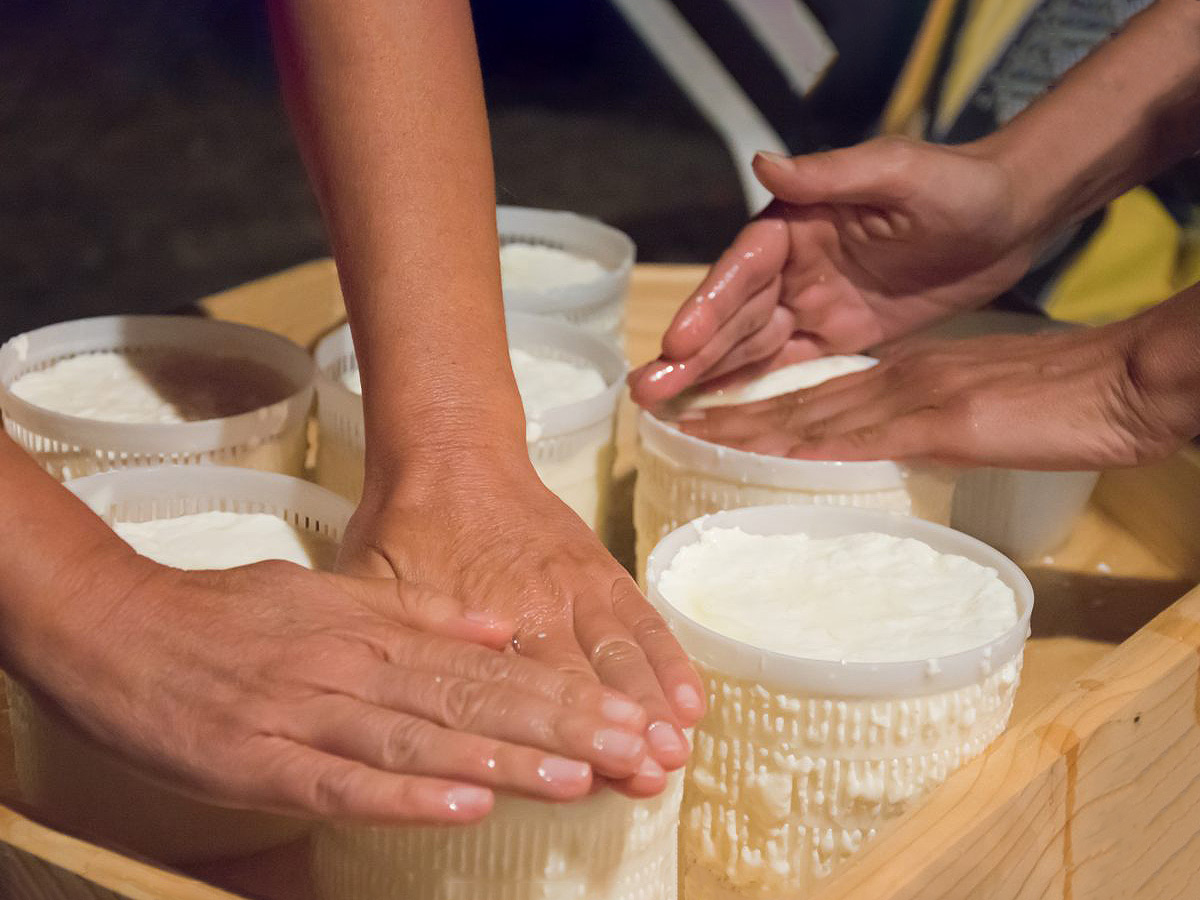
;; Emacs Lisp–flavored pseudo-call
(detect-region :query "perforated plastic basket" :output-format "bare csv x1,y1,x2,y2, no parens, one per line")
312,314,626,531
498,206,635,345
646,506,1033,898
0,316,315,481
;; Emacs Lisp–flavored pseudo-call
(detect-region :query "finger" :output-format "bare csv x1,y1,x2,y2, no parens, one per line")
700,306,797,383
786,408,949,463
286,696,595,802
241,737,494,825
611,581,706,728
608,756,669,799
375,631,647,732
659,218,790,362
753,139,916,206
574,581,691,771
346,577,515,651
351,665,647,780
631,278,785,408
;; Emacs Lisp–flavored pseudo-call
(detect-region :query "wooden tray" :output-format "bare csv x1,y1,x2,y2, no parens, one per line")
2,260,1198,899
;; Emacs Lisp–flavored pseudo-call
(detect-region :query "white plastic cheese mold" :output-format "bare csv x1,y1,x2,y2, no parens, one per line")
634,407,957,581
313,314,626,533
312,770,685,900
646,505,1033,898
0,315,315,480
497,205,635,347
6,466,354,865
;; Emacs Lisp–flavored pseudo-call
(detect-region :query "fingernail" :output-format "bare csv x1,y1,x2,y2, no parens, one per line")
674,410,705,423
755,150,792,168
594,728,645,761
637,755,665,781
464,610,509,628
537,756,592,786
647,721,689,758
444,786,493,817
601,694,645,726
674,683,705,716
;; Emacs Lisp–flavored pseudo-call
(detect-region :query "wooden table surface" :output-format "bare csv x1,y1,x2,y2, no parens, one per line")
0,260,1194,900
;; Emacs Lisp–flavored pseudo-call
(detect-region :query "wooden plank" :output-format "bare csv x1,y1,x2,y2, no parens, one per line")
812,586,1200,900
1095,450,1200,583
1,260,1197,900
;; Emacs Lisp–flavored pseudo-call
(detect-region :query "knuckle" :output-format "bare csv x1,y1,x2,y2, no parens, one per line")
437,679,489,730
380,716,434,772
307,763,359,817
590,635,645,670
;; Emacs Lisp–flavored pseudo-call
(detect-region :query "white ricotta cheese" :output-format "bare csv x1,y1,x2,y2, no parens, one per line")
500,242,608,292
10,351,292,423
672,355,877,412
113,511,337,572
658,527,1018,662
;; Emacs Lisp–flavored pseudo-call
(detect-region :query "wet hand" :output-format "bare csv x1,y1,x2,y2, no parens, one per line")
340,462,706,798
630,137,1039,407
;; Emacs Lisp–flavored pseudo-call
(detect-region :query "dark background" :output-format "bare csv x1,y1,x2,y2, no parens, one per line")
0,0,924,340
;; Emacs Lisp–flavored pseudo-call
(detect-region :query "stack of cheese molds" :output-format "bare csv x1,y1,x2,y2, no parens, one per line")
497,205,636,347
646,505,1033,898
634,355,957,581
0,316,315,481
6,466,354,865
313,313,626,532
312,772,685,900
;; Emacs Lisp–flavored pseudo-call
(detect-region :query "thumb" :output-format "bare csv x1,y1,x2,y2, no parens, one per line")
753,138,916,206
351,577,515,651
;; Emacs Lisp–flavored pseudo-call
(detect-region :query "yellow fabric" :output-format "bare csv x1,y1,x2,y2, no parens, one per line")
880,0,1197,324
1045,189,1196,325
880,0,962,136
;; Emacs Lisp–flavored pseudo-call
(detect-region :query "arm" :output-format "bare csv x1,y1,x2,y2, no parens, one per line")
630,0,1200,407
0,432,651,822
984,0,1200,248
268,0,704,795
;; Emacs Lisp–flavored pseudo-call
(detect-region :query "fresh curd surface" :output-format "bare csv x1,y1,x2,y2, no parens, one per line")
114,511,336,572
500,242,609,292
669,355,877,413
658,527,1018,662
10,350,293,423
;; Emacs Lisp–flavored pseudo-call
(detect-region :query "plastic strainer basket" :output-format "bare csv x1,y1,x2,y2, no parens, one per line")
312,314,626,532
7,466,354,866
646,505,1033,899
498,206,635,345
0,316,315,481
634,370,958,581
312,770,685,900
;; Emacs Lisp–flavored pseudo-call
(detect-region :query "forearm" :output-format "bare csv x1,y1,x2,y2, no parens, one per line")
972,0,1200,245
269,0,528,493
0,435,146,678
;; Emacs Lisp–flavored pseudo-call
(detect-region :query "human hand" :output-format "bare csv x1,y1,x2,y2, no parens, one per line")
673,299,1200,471
630,137,1044,407
15,555,656,826
340,460,706,798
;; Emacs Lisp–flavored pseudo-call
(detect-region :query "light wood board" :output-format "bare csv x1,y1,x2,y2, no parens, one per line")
0,260,1194,899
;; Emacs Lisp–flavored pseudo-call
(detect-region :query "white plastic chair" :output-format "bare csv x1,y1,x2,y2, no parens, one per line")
609,0,834,215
